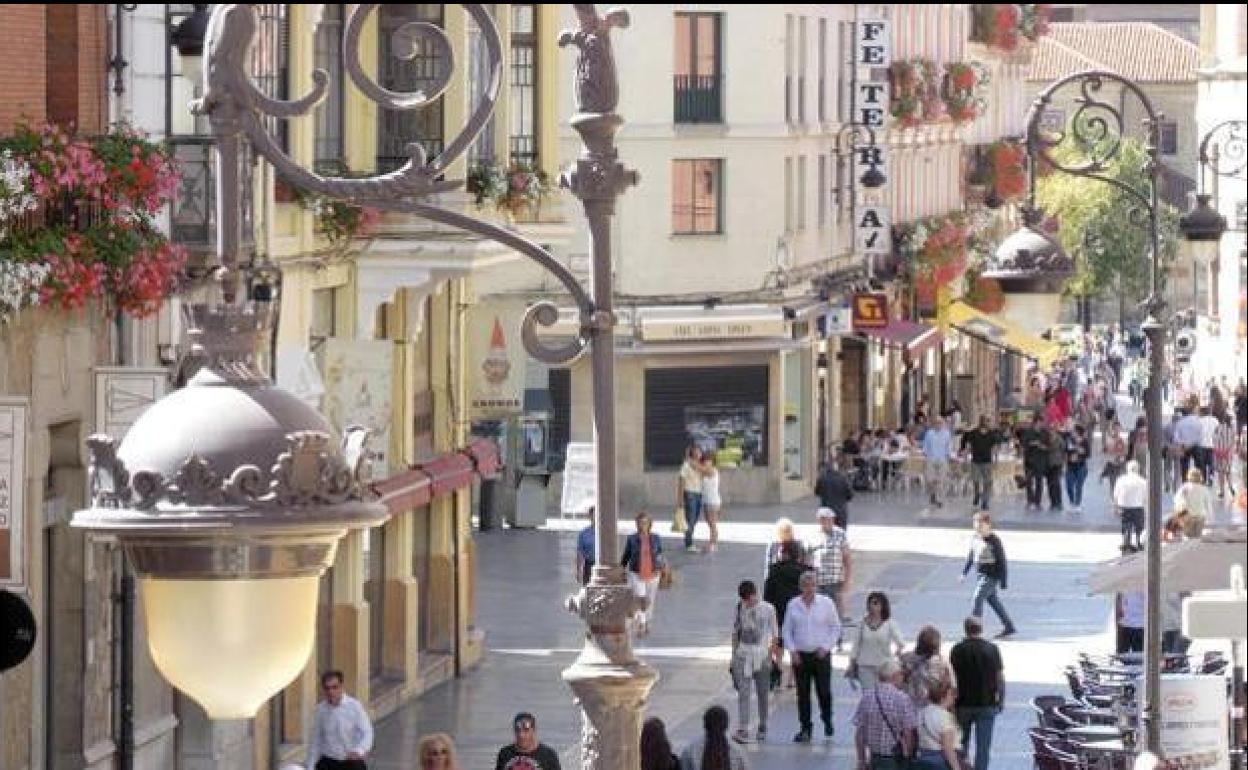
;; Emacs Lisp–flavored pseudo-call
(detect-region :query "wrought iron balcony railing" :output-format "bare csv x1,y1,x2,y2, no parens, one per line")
674,74,723,124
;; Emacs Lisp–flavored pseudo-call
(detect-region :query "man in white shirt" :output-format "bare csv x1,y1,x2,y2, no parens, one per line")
1197,407,1220,484
783,570,842,743
1173,410,1205,478
1112,460,1148,551
307,670,373,770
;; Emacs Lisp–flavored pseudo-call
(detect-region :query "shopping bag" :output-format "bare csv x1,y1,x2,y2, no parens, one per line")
658,565,675,590
671,505,687,533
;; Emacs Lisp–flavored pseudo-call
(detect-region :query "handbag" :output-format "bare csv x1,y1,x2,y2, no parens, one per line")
876,689,913,767
658,565,675,590
672,505,688,533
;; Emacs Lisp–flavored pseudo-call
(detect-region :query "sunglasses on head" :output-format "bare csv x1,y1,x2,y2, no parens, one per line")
425,748,450,759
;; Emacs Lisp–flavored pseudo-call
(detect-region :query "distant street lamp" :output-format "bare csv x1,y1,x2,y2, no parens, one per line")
1179,120,1244,318
75,4,655,764
1024,71,1167,756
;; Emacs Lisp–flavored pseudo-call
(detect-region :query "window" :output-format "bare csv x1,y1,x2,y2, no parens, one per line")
797,155,807,231
818,18,827,122
548,368,571,472
377,5,444,172
798,17,808,123
509,4,538,163
785,15,794,123
673,12,722,123
818,154,827,227
837,21,854,123
468,5,496,163
1159,120,1178,156
252,5,290,152
313,5,345,171
834,150,847,224
784,157,793,232
672,159,723,234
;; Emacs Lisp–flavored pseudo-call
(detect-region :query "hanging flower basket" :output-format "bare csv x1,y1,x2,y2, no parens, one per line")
971,4,1052,52
986,140,1028,202
889,59,942,128
943,62,989,124
1,123,185,322
903,212,972,308
294,188,380,250
467,159,553,218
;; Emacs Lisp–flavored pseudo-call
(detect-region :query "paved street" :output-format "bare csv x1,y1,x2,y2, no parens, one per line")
370,395,1239,769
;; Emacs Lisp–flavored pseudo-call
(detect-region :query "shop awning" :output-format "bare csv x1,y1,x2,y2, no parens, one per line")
372,468,433,515
462,437,501,478
859,319,943,357
947,301,1061,368
418,452,478,497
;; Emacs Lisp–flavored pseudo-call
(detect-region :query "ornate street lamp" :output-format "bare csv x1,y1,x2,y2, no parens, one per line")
836,123,887,189
75,3,654,762
1024,71,1168,756
1179,120,1244,316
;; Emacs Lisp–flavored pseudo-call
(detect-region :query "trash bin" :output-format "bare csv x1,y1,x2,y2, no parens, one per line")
479,477,500,531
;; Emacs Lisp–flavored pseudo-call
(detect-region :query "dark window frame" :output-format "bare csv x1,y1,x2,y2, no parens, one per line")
377,4,445,172
673,11,723,124
1159,120,1178,156
313,4,346,172
644,366,771,470
509,4,539,164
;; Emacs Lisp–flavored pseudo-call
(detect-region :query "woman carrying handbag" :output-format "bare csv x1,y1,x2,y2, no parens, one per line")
622,512,666,637
729,580,779,744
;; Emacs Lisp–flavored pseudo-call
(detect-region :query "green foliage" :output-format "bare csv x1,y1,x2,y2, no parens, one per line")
1034,125,1179,303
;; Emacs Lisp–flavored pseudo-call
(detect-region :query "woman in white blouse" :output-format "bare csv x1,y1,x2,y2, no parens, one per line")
729,580,779,744
1173,467,1214,535
916,681,963,770
848,591,905,691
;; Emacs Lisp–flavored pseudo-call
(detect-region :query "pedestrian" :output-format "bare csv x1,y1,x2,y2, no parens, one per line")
1162,413,1181,494
763,538,806,688
922,416,954,509
1043,421,1065,511
1199,407,1221,483
730,580,779,744
679,705,750,770
1101,419,1127,490
1021,415,1048,510
1113,460,1148,551
701,457,723,553
1116,589,1146,654
640,718,680,770
915,681,963,770
961,416,1000,512
1126,416,1149,477
1174,408,1204,479
900,625,953,711
960,513,1016,639
782,570,841,743
1172,468,1212,537
1213,415,1237,500
763,518,805,575
418,734,460,770
678,446,709,553
495,713,561,770
848,591,905,691
575,512,596,587
807,507,853,631
1063,422,1091,513
950,616,1004,770
622,511,665,636
853,658,918,770
814,456,855,529
306,670,373,770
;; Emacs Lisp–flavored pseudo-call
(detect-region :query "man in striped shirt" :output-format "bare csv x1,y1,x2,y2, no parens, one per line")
808,507,853,644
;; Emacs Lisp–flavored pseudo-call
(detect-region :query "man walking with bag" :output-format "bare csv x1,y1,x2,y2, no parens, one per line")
854,659,917,770
783,570,841,743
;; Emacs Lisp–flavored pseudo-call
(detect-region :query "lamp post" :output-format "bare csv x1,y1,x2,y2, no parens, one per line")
1023,71,1168,756
75,3,655,764
1180,120,1244,331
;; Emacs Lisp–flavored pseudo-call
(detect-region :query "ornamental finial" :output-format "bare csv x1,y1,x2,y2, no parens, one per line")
559,5,630,114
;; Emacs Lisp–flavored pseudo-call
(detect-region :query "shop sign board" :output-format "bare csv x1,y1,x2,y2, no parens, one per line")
560,442,597,517
855,15,890,68
852,293,890,330
821,304,854,337
322,339,394,479
856,205,891,255
1157,674,1229,770
641,316,788,342
469,302,526,419
0,399,28,591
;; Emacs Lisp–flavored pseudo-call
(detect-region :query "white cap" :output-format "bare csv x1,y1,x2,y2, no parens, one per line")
816,507,836,520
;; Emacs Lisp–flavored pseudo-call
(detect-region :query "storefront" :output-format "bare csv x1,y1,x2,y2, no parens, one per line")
543,303,823,507
947,301,1063,417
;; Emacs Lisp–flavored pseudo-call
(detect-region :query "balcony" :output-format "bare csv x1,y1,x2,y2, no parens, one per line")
167,136,254,261
674,74,723,124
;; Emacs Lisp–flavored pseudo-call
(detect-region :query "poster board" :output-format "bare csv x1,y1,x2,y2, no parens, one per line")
560,442,596,518
0,399,29,591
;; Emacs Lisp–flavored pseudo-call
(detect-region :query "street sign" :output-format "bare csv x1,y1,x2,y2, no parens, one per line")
0,589,36,673
821,304,854,337
852,293,890,330
856,205,891,255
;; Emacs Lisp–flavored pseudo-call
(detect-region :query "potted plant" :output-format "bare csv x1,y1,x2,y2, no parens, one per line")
986,140,1029,203
467,159,553,220
890,58,941,128
943,62,988,124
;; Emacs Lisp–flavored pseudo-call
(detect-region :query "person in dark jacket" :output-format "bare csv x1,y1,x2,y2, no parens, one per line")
961,416,1001,511
1020,416,1048,510
764,539,807,689
960,513,1016,638
814,457,854,529
1044,423,1065,511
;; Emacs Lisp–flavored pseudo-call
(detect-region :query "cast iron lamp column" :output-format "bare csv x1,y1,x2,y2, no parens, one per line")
1023,71,1167,756
79,3,655,765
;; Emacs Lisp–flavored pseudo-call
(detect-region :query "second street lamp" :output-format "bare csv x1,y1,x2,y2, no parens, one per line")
1024,70,1168,757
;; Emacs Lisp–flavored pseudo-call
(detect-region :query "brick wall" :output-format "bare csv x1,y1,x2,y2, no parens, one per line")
0,5,47,132
75,3,108,133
